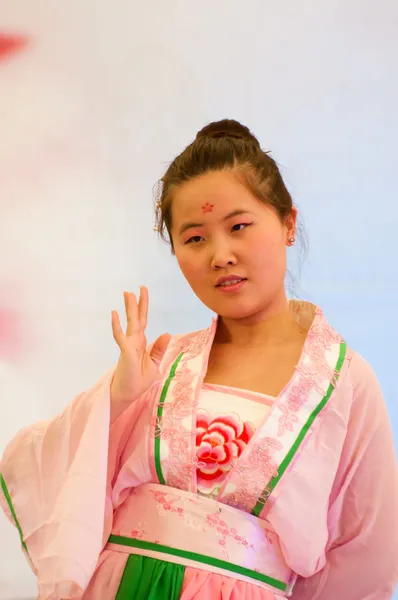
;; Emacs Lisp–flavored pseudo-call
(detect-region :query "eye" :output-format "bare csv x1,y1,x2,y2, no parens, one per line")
231,222,252,232
185,235,204,245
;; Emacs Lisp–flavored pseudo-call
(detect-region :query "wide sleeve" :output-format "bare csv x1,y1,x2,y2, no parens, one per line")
292,355,398,600
0,367,124,600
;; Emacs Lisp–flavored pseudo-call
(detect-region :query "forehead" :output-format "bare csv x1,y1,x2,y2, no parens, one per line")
171,170,261,221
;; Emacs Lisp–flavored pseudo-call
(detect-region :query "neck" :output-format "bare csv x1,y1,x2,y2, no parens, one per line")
215,297,301,348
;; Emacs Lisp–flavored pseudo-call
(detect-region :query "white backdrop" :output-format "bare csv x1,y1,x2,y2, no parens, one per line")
0,0,397,598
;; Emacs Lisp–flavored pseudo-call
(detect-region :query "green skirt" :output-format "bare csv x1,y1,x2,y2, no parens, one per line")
116,554,185,600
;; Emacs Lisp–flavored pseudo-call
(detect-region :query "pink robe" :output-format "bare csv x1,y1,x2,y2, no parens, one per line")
1,302,397,599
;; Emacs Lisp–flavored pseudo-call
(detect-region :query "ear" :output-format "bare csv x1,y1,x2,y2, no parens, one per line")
284,206,298,239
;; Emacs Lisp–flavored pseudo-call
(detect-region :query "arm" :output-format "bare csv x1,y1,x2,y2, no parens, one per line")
292,356,398,600
0,368,116,599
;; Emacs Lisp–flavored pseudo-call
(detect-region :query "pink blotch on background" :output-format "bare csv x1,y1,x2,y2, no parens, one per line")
0,33,29,62
0,31,31,361
0,305,23,362
0,281,31,363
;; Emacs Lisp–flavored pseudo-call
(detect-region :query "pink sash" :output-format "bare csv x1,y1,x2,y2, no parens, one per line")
107,483,296,597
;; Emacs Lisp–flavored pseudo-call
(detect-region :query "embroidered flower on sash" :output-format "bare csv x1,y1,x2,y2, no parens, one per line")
196,409,255,495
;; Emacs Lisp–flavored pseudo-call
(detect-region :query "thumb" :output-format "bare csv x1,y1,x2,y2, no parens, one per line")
149,333,171,366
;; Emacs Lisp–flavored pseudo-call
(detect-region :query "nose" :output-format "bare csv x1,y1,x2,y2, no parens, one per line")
210,240,237,270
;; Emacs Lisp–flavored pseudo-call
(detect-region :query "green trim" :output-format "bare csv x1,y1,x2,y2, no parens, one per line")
154,353,184,485
252,341,347,517
108,534,287,592
0,473,29,555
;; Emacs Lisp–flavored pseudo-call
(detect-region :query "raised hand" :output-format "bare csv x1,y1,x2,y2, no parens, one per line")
110,287,170,410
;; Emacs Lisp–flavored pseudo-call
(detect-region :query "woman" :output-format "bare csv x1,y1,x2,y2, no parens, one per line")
1,120,397,600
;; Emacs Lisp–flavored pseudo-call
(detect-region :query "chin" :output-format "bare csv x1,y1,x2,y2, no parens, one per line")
219,307,260,321
194,287,272,321
209,298,262,321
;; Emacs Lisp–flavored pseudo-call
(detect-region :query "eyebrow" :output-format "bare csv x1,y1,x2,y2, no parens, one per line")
178,209,252,235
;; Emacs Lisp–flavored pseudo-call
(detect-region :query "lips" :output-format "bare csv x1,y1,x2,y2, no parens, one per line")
216,276,247,288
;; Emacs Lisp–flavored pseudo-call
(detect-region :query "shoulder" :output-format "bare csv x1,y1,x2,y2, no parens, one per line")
343,348,389,429
156,324,213,373
345,349,382,398
346,350,380,391
166,327,207,349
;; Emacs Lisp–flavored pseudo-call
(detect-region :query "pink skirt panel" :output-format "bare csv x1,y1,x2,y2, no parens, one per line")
83,549,282,600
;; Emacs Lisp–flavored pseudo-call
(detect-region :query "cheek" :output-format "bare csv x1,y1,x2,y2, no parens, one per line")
247,231,286,270
250,231,280,255
176,251,205,284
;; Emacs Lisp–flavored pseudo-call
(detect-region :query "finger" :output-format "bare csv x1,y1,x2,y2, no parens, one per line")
138,286,149,330
125,292,140,337
123,291,129,320
111,310,125,349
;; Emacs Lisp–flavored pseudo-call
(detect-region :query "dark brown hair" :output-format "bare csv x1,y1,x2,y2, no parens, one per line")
155,119,295,252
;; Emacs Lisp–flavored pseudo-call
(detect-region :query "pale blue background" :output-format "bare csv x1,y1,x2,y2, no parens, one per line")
0,0,396,597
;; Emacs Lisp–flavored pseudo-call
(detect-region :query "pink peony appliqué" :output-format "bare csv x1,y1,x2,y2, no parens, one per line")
196,409,255,492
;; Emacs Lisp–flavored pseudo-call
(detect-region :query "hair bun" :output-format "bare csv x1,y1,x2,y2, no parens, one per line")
196,119,260,148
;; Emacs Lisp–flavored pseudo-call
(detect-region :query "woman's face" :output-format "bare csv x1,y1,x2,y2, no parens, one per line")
171,170,297,321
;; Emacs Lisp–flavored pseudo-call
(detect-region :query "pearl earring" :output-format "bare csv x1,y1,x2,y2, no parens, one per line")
288,237,295,245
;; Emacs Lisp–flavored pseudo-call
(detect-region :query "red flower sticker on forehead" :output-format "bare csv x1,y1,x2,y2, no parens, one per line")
202,202,214,214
